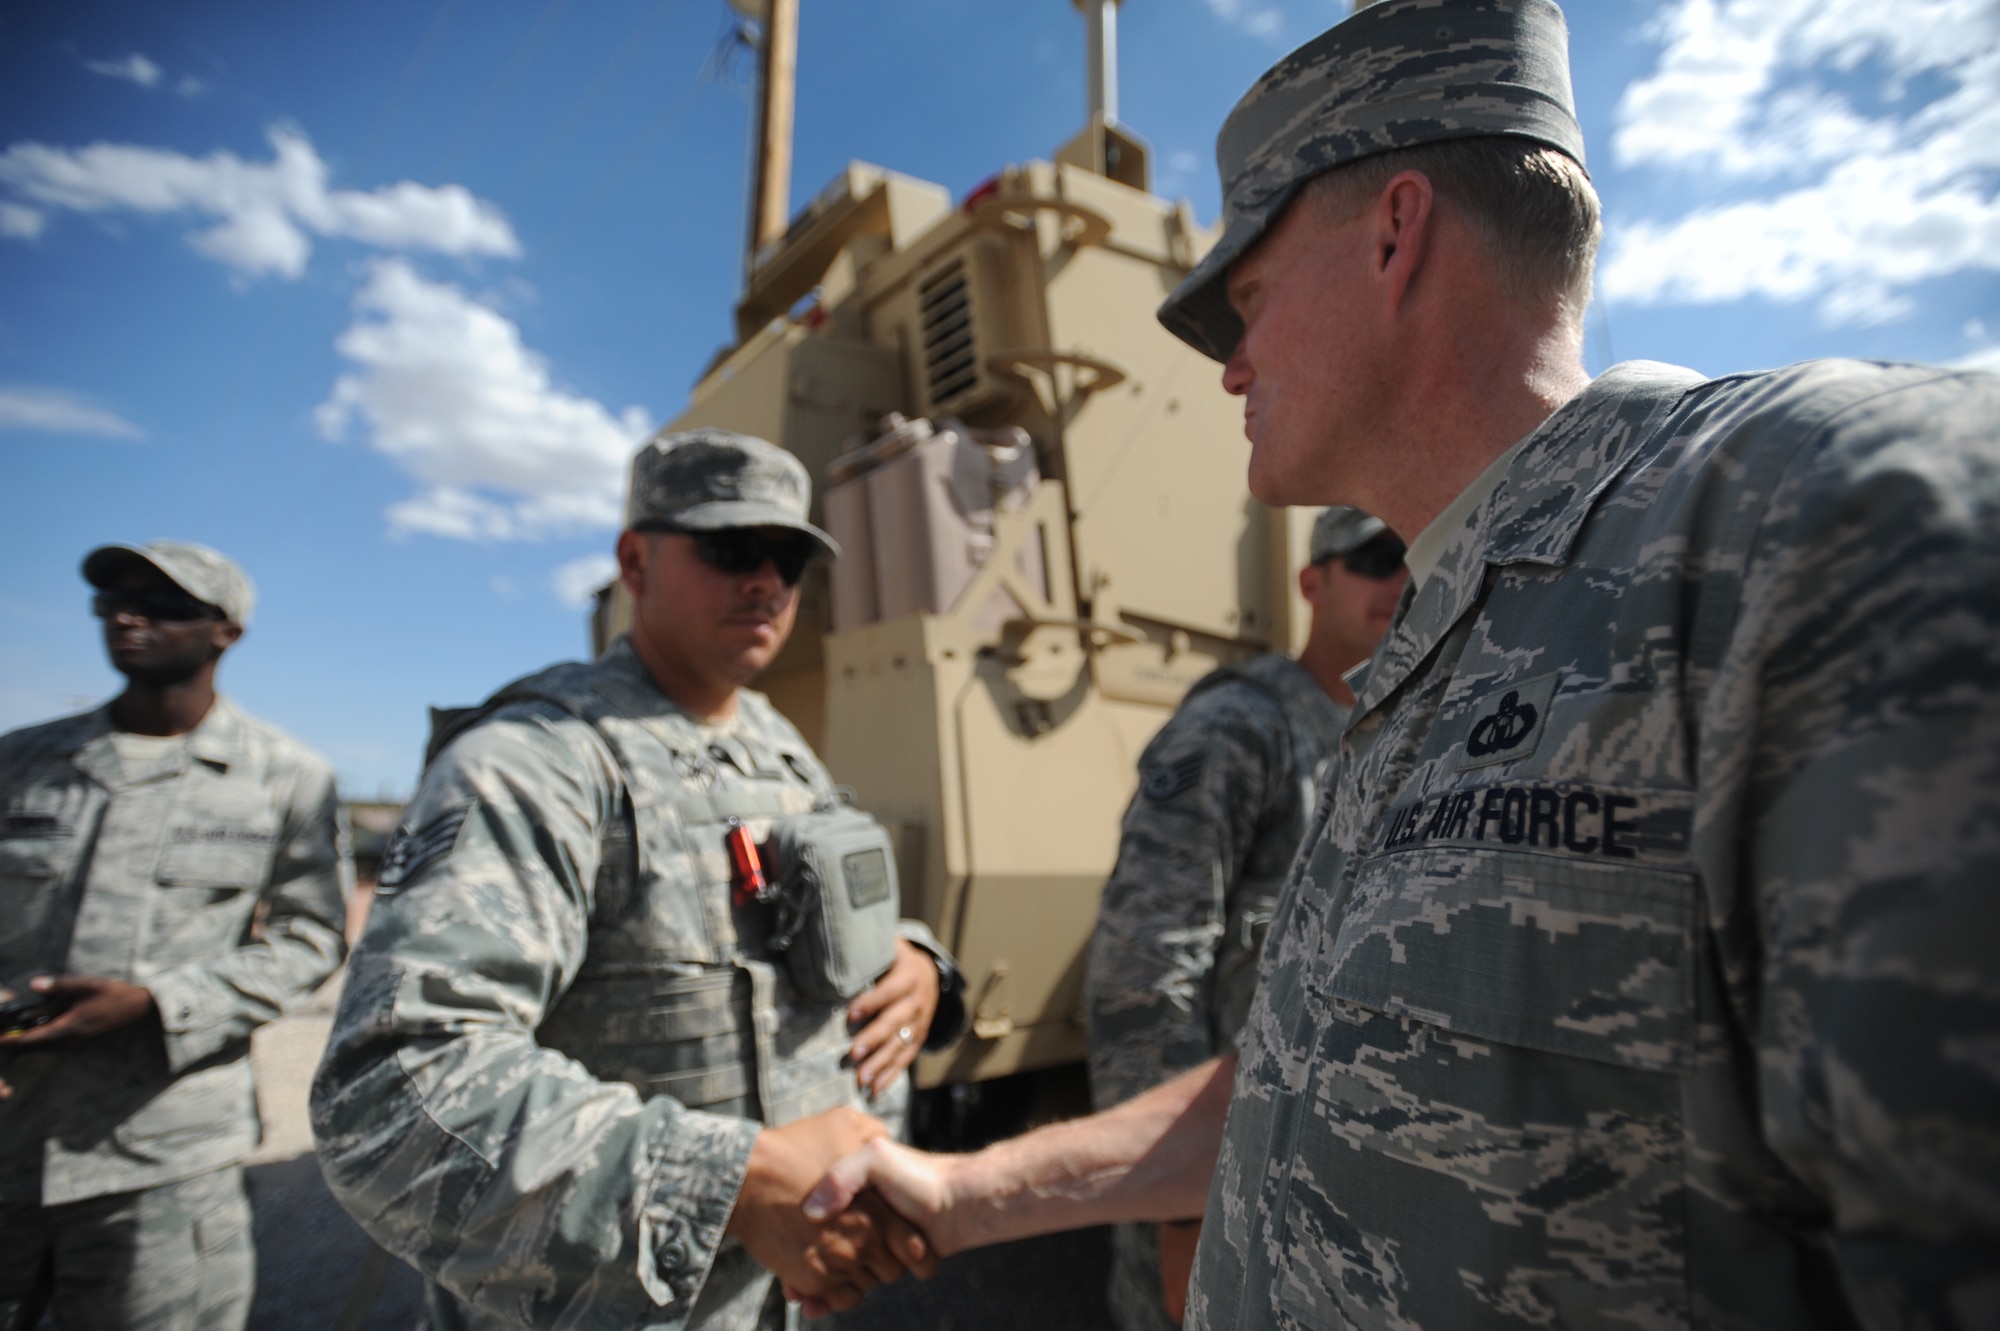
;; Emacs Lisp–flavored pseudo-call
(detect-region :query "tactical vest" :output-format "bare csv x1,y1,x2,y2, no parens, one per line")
1182,654,1348,1050
433,659,874,1130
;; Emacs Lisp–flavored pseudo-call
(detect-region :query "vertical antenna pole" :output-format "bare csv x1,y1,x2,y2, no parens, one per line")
746,0,799,279
1082,0,1119,125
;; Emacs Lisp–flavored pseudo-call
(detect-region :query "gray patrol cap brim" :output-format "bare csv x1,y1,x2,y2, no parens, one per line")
1159,0,1586,363
660,501,842,561
628,428,841,561
82,540,256,626
1310,506,1391,562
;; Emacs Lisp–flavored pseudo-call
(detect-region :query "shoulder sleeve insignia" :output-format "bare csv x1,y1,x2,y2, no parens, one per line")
1141,751,1206,804
376,802,474,892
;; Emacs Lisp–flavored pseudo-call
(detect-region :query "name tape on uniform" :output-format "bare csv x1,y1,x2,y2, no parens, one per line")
1373,779,1690,867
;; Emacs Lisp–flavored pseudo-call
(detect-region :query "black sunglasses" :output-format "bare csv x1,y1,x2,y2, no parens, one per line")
1336,535,1407,581
92,588,223,623
688,528,817,586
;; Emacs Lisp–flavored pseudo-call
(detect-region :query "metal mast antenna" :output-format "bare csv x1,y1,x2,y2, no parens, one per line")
734,0,798,280
1077,0,1121,124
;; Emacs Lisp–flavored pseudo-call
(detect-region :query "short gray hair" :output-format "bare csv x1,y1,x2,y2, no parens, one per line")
1307,138,1600,335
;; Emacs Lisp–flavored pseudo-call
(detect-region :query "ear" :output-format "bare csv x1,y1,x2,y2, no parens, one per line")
616,530,649,598
1299,561,1329,605
1368,169,1436,313
211,621,244,653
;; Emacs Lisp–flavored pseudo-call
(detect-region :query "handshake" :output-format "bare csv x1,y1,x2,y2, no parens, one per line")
727,1056,1236,1315
722,1105,964,1316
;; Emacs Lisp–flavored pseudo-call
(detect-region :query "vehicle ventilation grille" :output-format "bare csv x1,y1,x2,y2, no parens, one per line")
919,260,978,409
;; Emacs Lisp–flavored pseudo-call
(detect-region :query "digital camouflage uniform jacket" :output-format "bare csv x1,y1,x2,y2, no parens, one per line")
0,696,349,1205
1087,654,1348,1331
1189,361,2000,1330
312,637,935,1331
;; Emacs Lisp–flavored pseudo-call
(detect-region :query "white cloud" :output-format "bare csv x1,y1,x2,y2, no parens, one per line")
552,554,619,607
85,53,163,88
81,53,206,98
1199,0,1285,42
1955,344,2000,375
0,385,144,440
1602,0,2000,325
1158,148,1204,196
317,259,651,542
0,126,520,278
0,203,43,239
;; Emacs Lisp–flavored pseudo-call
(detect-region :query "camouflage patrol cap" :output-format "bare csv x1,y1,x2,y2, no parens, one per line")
1159,0,1586,362
627,428,840,559
1309,505,1390,563
82,540,256,626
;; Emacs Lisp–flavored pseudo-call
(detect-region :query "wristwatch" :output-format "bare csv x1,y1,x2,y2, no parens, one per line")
919,945,967,1050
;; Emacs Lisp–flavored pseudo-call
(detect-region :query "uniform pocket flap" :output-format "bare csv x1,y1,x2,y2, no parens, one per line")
1325,846,1696,1073
0,819,73,877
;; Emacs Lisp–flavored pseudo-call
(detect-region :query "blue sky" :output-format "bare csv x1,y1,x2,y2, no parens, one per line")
3,0,1996,797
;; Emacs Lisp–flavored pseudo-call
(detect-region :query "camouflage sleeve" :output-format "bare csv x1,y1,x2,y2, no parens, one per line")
1725,371,2000,1325
310,706,761,1328
1085,680,1288,1110
147,749,350,1072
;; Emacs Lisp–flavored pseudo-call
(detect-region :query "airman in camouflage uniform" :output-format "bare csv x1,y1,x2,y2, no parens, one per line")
0,541,349,1330
1196,353,2000,1328
801,2,2000,1326
1086,506,1404,1331
311,430,961,1330
1156,2,2000,1325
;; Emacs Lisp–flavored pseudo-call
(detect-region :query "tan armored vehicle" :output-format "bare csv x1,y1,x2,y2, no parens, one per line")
595,1,1317,1104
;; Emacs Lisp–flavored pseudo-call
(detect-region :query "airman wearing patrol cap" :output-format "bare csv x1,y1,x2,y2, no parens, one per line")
312,429,965,1329
0,540,347,1331
797,2,2000,1326
1085,505,1403,1330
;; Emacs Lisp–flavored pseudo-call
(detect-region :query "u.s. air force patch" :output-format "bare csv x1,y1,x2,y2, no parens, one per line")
377,802,474,892
1141,752,1205,803
1371,779,1691,868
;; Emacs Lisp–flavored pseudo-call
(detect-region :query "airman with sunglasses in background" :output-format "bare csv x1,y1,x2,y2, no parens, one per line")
1085,504,1404,1331
0,541,349,1330
311,429,962,1329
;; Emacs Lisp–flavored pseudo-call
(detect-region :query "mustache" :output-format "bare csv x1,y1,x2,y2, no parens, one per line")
726,593,789,619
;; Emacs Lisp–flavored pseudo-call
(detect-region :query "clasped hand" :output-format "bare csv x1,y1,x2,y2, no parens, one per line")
727,1106,940,1313
787,1137,962,1316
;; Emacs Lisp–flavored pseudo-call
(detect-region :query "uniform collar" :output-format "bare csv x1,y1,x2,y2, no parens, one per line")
1350,362,1703,719
592,635,761,736
71,694,246,790
1403,431,1532,593
593,635,711,726
184,695,246,769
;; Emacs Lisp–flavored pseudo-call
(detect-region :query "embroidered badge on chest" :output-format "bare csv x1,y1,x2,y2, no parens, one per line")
1453,671,1560,771
1141,752,1205,803
672,748,719,788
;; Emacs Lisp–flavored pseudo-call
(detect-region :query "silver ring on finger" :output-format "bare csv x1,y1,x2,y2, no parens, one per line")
897,1025,914,1045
